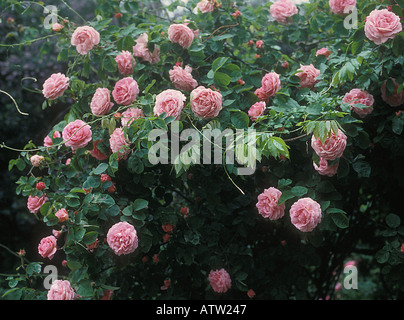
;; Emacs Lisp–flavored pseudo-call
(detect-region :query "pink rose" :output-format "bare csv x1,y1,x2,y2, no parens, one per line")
256,187,285,220
329,0,356,14
52,23,64,32
168,24,195,49
107,221,138,256
154,89,186,120
47,280,77,300
121,107,145,127
190,86,223,119
169,65,198,91
381,78,404,107
133,33,160,64
342,88,374,118
43,131,61,147
255,40,264,48
296,64,321,89
269,0,298,24
90,88,114,116
208,268,232,293
311,129,347,161
289,197,322,232
30,155,45,167
71,26,100,55
261,72,281,98
112,77,139,106
55,208,69,223
27,195,47,214
254,87,270,103
62,119,92,150
365,9,402,45
109,127,131,160
248,101,266,121
89,140,108,160
38,235,57,259
313,158,339,177
42,73,69,100
115,50,136,76
197,0,215,13
316,47,332,59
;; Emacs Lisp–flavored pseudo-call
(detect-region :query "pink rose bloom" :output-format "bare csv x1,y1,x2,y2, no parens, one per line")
197,0,215,13
89,140,108,160
112,77,139,106
47,280,77,300
30,155,45,167
169,65,198,91
52,23,64,32
329,0,356,14
313,157,339,177
90,88,114,116
109,127,131,159
381,78,404,107
255,40,264,48
248,101,266,121
154,89,187,120
289,197,322,232
44,131,61,147
71,26,100,55
133,33,160,64
316,47,332,59
55,208,69,223
168,24,195,49
27,195,48,213
190,86,223,119
269,0,298,24
261,72,281,98
107,221,138,256
342,88,374,118
115,50,136,76
256,187,285,220
38,235,57,259
311,129,347,160
121,107,145,127
27,195,47,214
62,119,92,150
364,9,402,45
42,73,69,100
344,260,357,267
254,87,270,103
209,268,232,293
296,64,321,89
282,61,289,69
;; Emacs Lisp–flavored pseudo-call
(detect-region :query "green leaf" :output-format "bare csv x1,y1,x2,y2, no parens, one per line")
133,198,148,211
328,208,349,229
93,163,108,175
212,57,229,72
82,231,98,245
386,213,401,228
214,72,231,87
291,186,308,197
83,175,101,189
352,160,371,178
230,110,249,129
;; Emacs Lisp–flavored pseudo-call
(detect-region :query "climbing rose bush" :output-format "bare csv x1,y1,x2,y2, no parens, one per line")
3,0,404,301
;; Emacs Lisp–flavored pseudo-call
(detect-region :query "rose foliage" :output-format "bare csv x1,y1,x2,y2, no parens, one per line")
3,0,404,300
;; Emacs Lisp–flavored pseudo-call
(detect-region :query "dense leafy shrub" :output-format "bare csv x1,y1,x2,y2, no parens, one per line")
1,0,404,300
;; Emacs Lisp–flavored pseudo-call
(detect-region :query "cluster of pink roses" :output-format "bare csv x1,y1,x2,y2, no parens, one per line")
311,129,347,177
256,187,322,232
